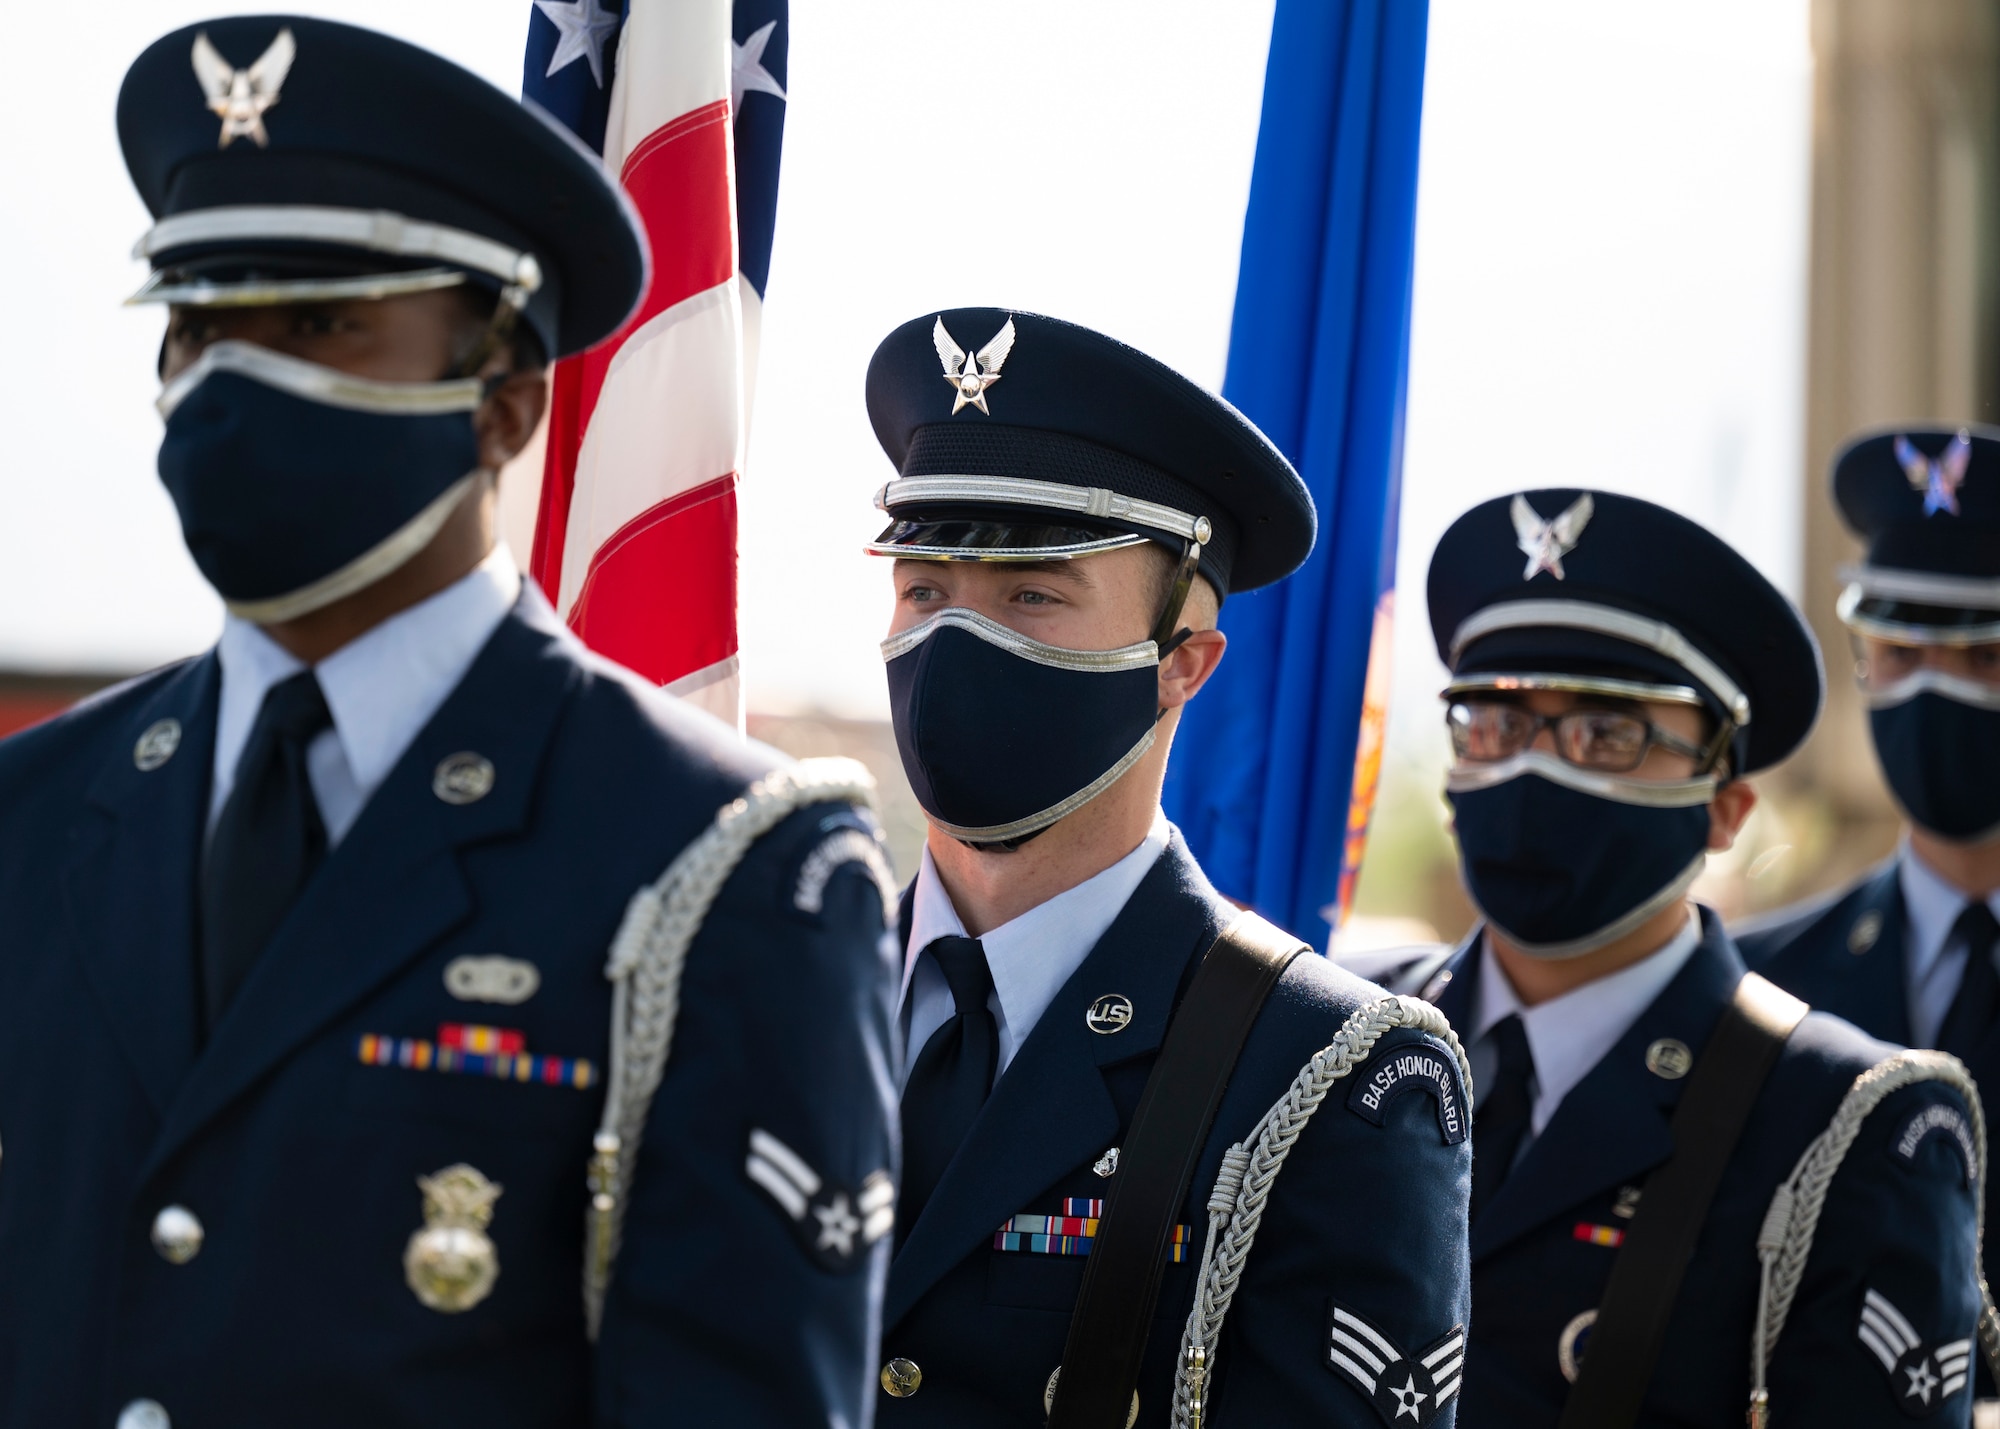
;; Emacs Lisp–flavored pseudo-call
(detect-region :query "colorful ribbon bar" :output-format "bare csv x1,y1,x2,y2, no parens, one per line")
992,1216,1191,1261
356,1034,595,1089
1572,1222,1625,1248
438,1022,526,1055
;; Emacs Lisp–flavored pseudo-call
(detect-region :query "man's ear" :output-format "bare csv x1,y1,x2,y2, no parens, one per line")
1707,778,1759,852
1158,628,1227,711
473,370,547,471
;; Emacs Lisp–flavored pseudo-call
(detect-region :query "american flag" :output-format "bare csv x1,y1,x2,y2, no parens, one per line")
522,0,788,725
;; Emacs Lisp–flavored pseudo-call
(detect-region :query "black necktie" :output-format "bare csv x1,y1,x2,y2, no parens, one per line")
1472,1013,1535,1222
898,935,998,1243
200,670,333,1038
1937,901,2000,1060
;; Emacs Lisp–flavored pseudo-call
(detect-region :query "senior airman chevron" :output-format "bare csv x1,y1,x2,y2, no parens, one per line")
1324,1300,1465,1428
991,1198,1192,1260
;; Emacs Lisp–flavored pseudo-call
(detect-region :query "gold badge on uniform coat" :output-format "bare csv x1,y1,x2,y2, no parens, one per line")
404,1164,502,1312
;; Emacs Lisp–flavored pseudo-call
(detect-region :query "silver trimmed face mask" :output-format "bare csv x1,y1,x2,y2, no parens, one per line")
156,340,487,623
882,606,1161,845
1868,667,2000,843
1446,750,1715,959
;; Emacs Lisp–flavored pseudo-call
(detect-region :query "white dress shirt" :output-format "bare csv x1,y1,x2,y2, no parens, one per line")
1899,842,2000,1047
1471,910,1702,1140
210,544,522,846
898,810,1172,1089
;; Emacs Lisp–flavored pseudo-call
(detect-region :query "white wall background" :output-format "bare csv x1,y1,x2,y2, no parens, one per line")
0,0,1812,750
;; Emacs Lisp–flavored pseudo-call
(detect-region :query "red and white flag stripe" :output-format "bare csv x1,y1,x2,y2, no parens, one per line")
529,0,747,725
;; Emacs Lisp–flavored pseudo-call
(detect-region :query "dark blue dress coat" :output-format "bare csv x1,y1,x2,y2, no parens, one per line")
1739,855,2000,1385
1408,910,1982,1426
0,594,900,1428
878,837,1473,1428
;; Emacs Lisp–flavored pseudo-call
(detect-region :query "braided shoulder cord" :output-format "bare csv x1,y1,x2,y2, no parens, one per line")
1747,1049,1998,1427
1171,996,1473,1428
581,757,882,1338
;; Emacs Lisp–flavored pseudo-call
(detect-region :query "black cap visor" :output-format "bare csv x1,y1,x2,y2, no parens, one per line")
867,518,1156,563
1840,588,2000,646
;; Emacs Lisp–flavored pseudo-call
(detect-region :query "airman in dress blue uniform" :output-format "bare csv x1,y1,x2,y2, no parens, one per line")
1360,489,1986,1426
860,309,1472,1427
0,18,898,1428
1738,425,2000,1403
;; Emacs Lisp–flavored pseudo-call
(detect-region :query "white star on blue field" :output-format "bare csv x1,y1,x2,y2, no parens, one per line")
534,0,621,89
732,19,788,116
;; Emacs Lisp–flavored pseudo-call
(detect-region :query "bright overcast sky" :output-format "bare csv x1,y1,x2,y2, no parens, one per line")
0,0,1810,745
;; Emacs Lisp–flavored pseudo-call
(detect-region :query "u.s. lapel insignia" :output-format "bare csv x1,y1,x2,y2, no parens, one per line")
1085,994,1133,1035
1324,1300,1464,1425
744,1127,892,1271
1849,910,1885,955
934,316,1017,415
433,752,496,805
1858,1287,1973,1414
404,1164,502,1313
190,28,296,149
1511,493,1594,580
133,719,183,772
1896,431,1973,518
1558,1308,1596,1383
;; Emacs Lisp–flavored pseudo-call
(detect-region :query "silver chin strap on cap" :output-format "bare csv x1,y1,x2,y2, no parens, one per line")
1446,749,1715,961
157,340,489,625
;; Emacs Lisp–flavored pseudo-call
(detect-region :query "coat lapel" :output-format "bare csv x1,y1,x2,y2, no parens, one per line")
884,836,1222,1328
1802,861,1909,1044
144,600,580,1178
1471,911,1744,1263
64,656,220,1116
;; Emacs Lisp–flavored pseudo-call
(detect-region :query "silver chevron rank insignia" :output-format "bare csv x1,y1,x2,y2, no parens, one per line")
1857,1287,1972,1416
1511,492,1593,581
745,1127,893,1272
1325,1299,1464,1426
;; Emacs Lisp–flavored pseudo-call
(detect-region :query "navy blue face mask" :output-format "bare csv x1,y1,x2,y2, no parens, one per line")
883,607,1161,845
1870,672,2000,842
1447,751,1715,959
157,340,486,622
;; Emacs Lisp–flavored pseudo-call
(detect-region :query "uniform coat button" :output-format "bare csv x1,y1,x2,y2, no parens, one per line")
117,1400,171,1429
881,1357,922,1397
150,1205,204,1264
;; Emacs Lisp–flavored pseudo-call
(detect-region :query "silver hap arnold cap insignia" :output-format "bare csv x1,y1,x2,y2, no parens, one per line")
1896,430,1973,518
934,316,1016,416
191,28,296,149
1511,492,1594,581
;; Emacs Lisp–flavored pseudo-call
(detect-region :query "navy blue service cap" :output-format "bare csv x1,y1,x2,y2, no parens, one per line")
1427,489,1823,775
863,307,1315,598
117,15,647,361
1833,425,2000,644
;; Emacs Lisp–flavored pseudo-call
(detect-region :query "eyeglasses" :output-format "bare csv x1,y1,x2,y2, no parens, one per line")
1445,700,1714,774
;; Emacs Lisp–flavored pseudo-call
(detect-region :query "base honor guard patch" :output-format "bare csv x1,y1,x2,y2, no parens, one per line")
1857,1287,1973,1416
1324,1300,1464,1427
356,1024,595,1088
992,1198,1191,1261
1347,1045,1468,1145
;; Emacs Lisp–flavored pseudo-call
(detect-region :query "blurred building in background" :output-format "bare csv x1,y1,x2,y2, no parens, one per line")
1771,0,2000,893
